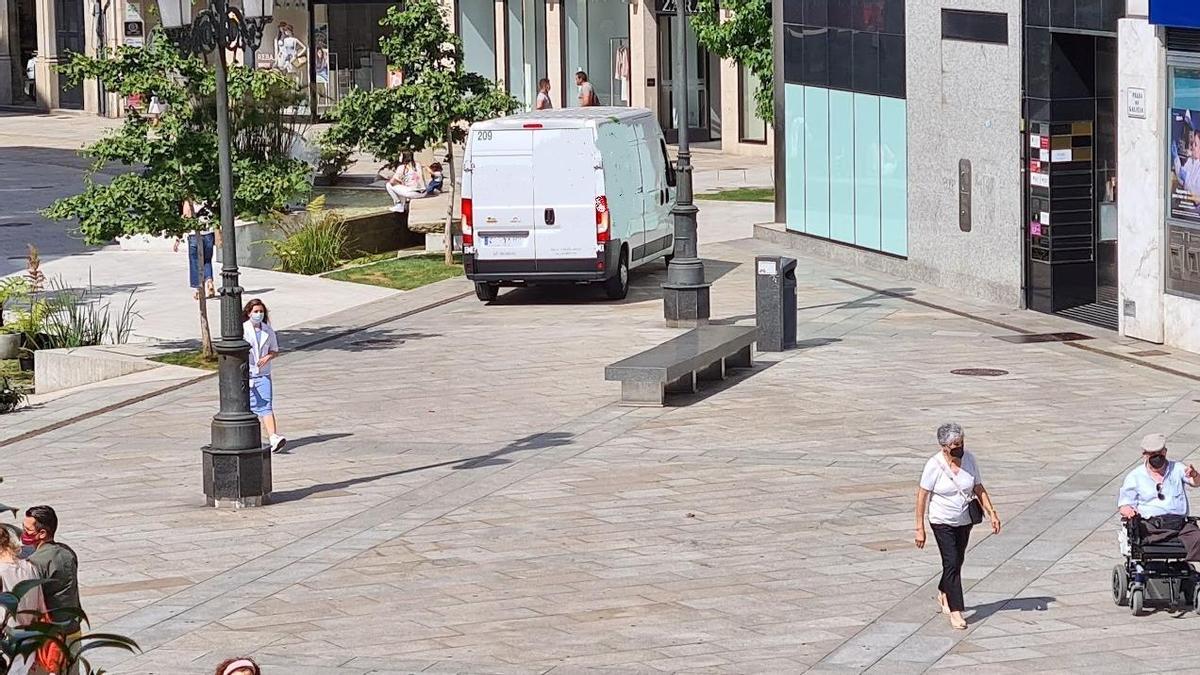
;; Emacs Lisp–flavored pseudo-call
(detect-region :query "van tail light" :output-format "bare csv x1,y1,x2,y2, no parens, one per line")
461,198,473,247
595,196,611,244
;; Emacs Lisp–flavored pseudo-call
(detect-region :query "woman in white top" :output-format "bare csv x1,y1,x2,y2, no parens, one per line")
385,152,427,213
173,200,221,300
915,423,1001,629
0,524,46,675
243,299,286,453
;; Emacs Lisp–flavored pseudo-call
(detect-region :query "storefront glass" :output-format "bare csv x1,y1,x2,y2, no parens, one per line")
459,0,496,80
562,0,630,107
1167,60,1200,298
507,0,547,109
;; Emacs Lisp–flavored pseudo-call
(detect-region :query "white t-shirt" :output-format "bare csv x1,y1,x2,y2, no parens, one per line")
536,91,553,110
1119,461,1191,518
920,451,981,526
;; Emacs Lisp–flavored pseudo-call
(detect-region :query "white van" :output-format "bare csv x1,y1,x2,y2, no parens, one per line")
462,107,677,301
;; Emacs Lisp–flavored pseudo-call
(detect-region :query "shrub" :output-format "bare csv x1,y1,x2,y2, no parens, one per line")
0,378,24,414
265,197,350,275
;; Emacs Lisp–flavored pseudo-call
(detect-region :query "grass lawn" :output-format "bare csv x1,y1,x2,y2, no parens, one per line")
149,350,219,371
696,187,774,203
324,254,464,291
0,359,32,389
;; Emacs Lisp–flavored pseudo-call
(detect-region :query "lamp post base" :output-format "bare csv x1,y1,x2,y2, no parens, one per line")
202,443,272,508
663,281,712,328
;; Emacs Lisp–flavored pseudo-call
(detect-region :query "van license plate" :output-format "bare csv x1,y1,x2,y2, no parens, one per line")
482,234,525,247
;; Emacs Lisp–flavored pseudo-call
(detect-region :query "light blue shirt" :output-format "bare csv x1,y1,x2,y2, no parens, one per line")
1119,461,1192,518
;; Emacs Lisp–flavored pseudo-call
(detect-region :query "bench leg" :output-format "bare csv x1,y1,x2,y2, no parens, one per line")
697,358,725,382
666,371,697,395
727,345,753,369
620,381,665,407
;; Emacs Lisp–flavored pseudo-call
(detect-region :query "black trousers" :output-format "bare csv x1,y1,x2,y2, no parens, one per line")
932,523,973,612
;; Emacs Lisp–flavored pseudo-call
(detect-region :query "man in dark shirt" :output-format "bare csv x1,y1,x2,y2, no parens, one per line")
23,506,82,642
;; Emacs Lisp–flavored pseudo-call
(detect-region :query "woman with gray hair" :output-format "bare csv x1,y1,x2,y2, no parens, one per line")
914,423,1001,629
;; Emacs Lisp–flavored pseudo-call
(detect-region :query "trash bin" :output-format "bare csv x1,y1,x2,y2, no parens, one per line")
755,255,797,351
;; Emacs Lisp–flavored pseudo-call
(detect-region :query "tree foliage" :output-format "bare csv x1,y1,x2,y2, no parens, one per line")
693,0,773,124
323,0,519,165
43,33,312,244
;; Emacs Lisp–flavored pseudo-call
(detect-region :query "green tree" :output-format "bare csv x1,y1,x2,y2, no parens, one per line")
693,0,773,124
44,34,312,357
322,0,520,264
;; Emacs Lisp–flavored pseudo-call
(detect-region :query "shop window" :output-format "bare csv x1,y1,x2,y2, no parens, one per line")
562,0,630,107
739,64,767,143
1167,60,1200,298
459,0,497,80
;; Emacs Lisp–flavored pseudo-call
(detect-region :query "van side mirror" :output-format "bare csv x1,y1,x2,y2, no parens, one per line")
660,140,677,188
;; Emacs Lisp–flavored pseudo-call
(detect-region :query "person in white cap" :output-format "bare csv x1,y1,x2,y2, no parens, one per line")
1118,432,1200,560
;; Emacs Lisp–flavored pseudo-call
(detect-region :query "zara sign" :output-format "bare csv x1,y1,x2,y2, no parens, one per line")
655,0,699,15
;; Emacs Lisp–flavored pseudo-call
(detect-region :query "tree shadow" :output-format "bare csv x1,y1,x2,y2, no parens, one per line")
967,596,1055,623
273,432,354,455
487,258,741,307
268,431,574,503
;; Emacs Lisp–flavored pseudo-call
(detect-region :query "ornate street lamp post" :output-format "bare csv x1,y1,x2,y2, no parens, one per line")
662,0,710,328
157,0,274,507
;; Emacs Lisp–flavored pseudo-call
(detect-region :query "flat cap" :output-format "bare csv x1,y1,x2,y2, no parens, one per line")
1140,433,1168,453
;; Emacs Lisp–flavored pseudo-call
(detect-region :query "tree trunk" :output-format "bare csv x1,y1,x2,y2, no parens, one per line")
443,131,456,267
194,229,215,360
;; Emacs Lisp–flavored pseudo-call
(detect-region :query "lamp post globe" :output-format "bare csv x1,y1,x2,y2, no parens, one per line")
156,0,274,508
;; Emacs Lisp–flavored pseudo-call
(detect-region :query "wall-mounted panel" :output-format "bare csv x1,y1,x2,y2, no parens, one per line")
804,86,831,238
854,93,882,250
785,84,807,232
829,90,856,243
880,96,908,256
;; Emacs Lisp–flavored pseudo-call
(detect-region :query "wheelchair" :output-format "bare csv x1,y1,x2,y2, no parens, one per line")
1113,515,1200,615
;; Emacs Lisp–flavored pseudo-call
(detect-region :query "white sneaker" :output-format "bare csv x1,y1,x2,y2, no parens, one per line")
269,434,287,453
389,203,406,213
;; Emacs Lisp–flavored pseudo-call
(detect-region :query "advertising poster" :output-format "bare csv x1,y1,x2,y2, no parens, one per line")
1170,108,1200,225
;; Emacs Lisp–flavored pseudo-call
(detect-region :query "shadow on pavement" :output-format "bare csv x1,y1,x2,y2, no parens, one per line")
269,431,574,503
273,432,354,454
967,596,1054,624
486,258,741,307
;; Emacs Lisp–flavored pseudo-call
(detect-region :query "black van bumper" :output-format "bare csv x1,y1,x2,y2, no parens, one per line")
465,240,622,284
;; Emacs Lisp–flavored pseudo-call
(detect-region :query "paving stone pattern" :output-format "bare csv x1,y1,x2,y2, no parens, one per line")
7,235,1200,674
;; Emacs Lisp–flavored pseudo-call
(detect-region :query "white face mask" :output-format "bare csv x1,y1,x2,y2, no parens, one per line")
249,312,264,325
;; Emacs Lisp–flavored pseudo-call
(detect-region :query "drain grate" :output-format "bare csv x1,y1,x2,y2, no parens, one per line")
951,368,1009,377
994,332,1093,344
0,221,32,228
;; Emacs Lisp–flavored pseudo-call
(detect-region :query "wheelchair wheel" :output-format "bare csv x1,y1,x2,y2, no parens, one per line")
1112,565,1129,606
1131,588,1144,616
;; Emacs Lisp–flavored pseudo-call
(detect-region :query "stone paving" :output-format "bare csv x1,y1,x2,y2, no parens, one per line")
4,220,1200,674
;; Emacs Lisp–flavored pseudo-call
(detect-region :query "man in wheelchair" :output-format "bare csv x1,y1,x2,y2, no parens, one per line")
1118,433,1200,559
1115,433,1200,613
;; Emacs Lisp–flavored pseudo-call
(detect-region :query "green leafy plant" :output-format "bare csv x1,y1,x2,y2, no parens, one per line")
315,134,356,184
323,0,520,265
40,277,140,349
0,377,24,414
0,278,31,331
693,0,773,124
265,196,351,275
43,33,313,358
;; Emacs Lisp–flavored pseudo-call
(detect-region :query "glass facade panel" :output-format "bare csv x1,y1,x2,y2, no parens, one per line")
853,93,881,249
804,86,831,238
460,0,497,80
880,96,908,256
508,0,548,109
785,84,807,232
740,64,767,142
829,90,856,243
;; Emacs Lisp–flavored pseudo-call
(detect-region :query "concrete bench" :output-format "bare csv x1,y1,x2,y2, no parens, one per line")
605,325,757,406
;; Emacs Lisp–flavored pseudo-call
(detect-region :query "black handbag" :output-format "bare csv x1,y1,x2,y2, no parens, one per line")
968,498,984,525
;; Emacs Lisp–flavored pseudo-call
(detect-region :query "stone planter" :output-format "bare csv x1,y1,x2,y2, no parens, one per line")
0,333,19,360
425,233,464,253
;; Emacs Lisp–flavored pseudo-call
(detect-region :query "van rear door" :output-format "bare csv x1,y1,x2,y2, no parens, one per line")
470,128,536,261
532,128,599,261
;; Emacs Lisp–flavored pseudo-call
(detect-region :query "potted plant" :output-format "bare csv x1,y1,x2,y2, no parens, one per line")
10,300,50,372
0,377,25,414
0,278,30,360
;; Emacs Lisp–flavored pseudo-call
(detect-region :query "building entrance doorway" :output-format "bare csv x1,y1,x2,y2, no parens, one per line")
656,13,712,143
54,0,83,109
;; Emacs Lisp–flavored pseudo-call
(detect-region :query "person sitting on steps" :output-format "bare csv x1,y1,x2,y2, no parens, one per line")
386,152,427,213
